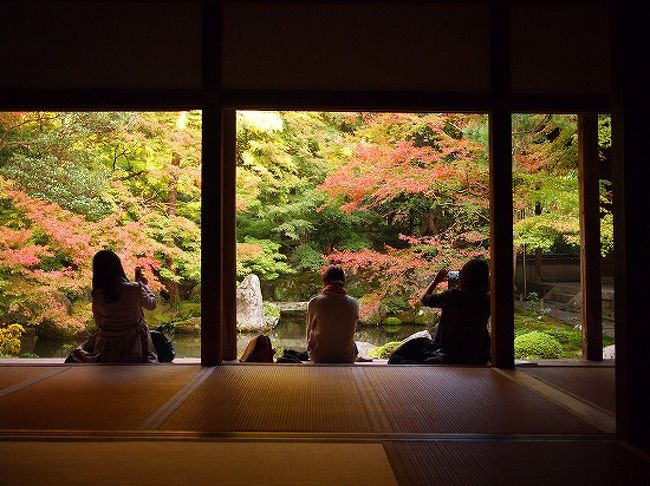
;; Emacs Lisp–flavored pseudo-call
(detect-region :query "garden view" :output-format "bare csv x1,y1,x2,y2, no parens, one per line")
0,111,613,360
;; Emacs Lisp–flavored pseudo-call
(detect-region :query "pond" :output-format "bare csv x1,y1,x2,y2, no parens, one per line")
18,312,429,359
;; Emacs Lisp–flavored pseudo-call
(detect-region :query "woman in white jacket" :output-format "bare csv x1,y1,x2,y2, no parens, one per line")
306,265,359,363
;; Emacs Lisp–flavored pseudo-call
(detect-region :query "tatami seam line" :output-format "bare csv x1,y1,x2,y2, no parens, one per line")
519,368,615,416
138,366,216,430
493,368,616,434
0,368,69,399
0,431,617,442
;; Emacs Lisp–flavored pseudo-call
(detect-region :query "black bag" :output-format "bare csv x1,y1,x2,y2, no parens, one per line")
388,337,447,365
150,325,176,363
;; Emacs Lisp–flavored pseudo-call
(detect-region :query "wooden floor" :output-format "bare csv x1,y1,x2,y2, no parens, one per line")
0,362,647,485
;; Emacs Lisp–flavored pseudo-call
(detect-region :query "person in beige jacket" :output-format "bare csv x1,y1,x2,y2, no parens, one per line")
66,250,158,363
306,265,359,363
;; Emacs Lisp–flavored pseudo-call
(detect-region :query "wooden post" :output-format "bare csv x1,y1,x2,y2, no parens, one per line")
222,110,238,360
578,114,602,360
489,109,515,368
200,2,222,366
612,1,650,450
489,7,515,368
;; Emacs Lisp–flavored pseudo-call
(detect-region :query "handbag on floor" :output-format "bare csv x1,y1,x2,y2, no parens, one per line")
240,334,274,363
150,325,176,362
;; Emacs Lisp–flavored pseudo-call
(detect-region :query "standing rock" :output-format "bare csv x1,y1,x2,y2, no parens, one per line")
237,274,266,331
602,344,615,360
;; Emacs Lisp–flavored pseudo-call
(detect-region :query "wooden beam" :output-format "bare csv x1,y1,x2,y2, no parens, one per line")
200,2,222,366
578,113,602,360
0,89,611,114
0,89,203,111
219,89,610,113
489,6,515,368
221,109,238,360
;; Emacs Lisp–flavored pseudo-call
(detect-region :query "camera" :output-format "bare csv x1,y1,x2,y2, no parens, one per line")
447,270,460,288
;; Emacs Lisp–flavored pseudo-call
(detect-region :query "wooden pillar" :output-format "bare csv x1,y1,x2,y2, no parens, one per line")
489,6,514,368
612,1,650,450
200,2,222,366
578,114,602,360
222,110,238,360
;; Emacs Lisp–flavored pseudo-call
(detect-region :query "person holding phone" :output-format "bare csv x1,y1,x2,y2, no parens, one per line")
419,259,491,364
65,250,158,363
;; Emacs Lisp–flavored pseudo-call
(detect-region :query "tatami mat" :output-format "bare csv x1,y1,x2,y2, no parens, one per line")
0,366,64,393
392,440,649,486
0,440,398,486
363,367,600,434
161,366,374,432
0,365,199,430
521,366,615,413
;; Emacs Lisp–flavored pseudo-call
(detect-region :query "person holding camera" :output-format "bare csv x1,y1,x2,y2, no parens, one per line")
65,250,158,363
418,258,491,365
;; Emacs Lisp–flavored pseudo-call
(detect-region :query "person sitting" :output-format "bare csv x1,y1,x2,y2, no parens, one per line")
418,258,491,365
306,265,359,363
66,250,158,363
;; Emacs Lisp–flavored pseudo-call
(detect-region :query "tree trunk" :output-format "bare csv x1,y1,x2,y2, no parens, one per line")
534,202,543,281
165,152,181,304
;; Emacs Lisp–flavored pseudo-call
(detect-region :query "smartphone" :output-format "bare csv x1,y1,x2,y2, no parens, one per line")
447,270,460,288
135,266,143,281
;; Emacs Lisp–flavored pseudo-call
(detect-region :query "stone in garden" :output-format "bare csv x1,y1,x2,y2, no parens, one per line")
602,344,615,360
401,330,432,344
355,341,375,359
236,274,265,331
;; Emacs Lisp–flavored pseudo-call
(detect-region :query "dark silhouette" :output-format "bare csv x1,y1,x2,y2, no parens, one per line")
306,265,359,363
390,259,490,365
65,250,158,363
419,259,491,364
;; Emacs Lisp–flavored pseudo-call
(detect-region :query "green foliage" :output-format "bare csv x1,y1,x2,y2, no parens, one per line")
0,110,614,346
383,316,402,325
543,327,583,349
514,331,563,360
368,340,402,359
237,238,294,280
1,154,112,220
292,244,325,271
263,302,281,328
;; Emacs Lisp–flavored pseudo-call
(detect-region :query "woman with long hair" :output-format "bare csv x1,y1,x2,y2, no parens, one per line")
66,250,157,363
305,265,359,363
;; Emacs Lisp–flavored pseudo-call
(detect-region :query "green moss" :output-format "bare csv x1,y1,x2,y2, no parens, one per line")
514,331,563,360
383,316,402,326
368,340,402,359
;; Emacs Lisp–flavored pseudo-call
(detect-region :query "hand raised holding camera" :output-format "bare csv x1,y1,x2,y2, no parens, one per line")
135,266,148,286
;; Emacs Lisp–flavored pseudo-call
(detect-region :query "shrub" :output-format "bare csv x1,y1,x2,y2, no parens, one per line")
514,331,562,360
263,302,281,328
368,340,402,359
0,324,25,357
544,327,583,349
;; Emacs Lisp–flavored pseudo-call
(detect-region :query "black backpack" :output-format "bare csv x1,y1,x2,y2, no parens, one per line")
150,325,176,363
